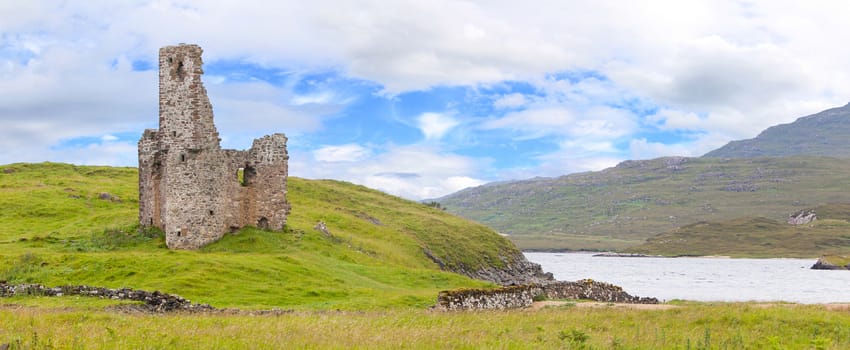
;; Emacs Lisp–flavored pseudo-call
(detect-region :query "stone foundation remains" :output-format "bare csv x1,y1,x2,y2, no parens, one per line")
138,44,290,249
0,283,212,312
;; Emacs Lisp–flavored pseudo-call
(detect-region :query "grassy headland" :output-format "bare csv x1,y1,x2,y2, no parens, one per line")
0,162,526,309
627,204,850,257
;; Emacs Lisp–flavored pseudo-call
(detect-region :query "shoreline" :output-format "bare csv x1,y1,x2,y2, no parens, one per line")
523,251,819,260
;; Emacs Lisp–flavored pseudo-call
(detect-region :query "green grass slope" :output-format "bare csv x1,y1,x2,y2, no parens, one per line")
704,103,850,158
627,203,850,257
438,156,850,251
0,162,527,309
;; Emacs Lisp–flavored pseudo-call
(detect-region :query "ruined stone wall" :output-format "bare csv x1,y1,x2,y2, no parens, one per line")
434,280,659,311
139,44,289,250
436,285,537,311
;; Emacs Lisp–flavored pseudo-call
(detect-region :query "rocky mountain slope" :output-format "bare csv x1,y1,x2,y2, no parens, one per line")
704,103,850,158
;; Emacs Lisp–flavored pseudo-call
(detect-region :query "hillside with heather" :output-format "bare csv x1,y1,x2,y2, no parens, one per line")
439,156,850,251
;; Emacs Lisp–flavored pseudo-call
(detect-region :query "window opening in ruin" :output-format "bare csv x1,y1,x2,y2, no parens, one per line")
209,210,214,216
180,154,186,162
238,165,256,186
176,230,181,237
172,131,177,137
176,60,185,79
258,217,269,230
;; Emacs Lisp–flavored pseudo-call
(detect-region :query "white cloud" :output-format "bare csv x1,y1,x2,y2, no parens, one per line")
483,105,636,141
417,112,459,140
493,93,527,109
292,145,485,199
5,0,850,197
313,144,371,162
647,109,704,131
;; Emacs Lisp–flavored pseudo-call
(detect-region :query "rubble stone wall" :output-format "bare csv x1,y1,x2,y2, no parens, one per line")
435,280,659,311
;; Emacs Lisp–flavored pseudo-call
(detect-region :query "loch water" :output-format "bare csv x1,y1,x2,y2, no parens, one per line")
525,252,850,304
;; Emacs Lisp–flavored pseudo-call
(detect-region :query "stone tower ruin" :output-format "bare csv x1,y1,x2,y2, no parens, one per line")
138,44,290,250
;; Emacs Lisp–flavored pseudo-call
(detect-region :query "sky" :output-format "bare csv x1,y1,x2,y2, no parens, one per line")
2,1,850,200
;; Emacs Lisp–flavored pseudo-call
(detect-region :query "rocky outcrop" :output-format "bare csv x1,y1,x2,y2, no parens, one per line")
788,209,817,225
435,279,658,311
811,255,849,270
0,283,214,312
467,255,555,286
421,247,553,286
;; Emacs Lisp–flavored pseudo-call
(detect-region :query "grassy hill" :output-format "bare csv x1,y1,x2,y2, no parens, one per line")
0,162,528,309
704,103,850,158
627,204,850,257
438,156,850,251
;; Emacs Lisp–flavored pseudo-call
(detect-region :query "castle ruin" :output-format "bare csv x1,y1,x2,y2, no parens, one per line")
138,44,290,250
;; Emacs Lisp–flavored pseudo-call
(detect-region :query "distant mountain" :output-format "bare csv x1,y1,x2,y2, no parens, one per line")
439,156,850,251
704,103,850,158
438,103,850,252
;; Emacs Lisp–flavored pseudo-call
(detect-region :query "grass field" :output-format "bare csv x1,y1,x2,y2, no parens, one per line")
2,301,850,349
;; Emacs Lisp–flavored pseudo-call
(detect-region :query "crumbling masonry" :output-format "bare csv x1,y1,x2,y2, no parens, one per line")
139,44,290,249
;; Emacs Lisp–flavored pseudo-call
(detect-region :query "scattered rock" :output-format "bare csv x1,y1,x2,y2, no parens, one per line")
313,221,331,237
811,255,849,270
355,212,383,226
98,192,121,202
0,342,9,350
724,182,758,192
2,168,14,174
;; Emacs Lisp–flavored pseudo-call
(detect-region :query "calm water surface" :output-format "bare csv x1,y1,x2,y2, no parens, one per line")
525,252,850,304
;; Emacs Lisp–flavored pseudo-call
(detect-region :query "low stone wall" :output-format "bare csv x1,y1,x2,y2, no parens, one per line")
540,279,658,304
0,283,213,312
436,285,537,310
435,279,658,311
